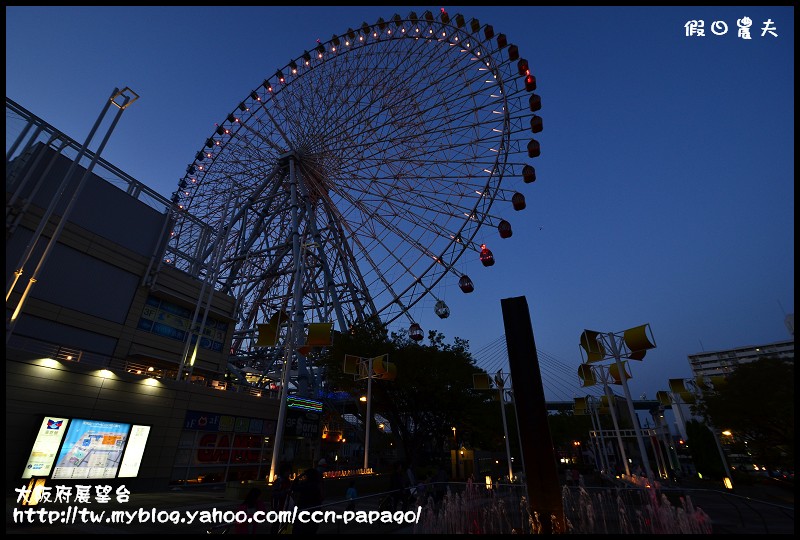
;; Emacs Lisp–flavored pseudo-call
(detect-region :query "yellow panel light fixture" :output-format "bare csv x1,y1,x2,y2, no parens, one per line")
623,324,656,360
372,355,396,381
306,322,333,347
656,390,672,406
608,361,631,385
579,330,606,363
256,310,290,347
573,396,588,415
343,354,360,376
578,363,597,387
473,373,492,390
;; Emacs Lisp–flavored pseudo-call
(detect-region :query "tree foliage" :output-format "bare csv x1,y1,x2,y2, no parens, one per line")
692,357,794,469
318,316,502,468
684,419,725,479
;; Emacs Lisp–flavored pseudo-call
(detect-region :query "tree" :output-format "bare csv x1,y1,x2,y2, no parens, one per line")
319,316,502,469
684,419,725,479
693,357,794,470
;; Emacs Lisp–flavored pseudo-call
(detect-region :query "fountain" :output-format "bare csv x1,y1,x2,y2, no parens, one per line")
415,479,713,534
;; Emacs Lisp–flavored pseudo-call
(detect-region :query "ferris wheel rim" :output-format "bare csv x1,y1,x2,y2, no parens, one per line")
166,10,540,343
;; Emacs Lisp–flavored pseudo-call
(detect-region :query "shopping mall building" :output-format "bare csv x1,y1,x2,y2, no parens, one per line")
5,99,306,492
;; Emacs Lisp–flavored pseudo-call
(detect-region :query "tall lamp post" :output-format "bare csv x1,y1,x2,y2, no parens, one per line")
578,365,631,476
658,376,733,489
578,325,657,480
342,353,394,471
473,370,515,482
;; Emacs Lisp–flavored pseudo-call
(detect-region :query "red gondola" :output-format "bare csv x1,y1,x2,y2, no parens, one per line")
479,244,495,267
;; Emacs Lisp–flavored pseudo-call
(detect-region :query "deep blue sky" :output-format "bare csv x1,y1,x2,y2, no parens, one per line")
6,6,794,403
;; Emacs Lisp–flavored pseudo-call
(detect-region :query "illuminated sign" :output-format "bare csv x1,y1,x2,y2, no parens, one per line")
22,417,70,479
287,396,323,412
118,425,151,477
51,419,131,480
285,409,321,439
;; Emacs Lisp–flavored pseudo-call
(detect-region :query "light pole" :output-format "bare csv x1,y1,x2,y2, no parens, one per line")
603,332,653,479
452,426,458,479
579,325,657,480
473,371,515,482
578,365,631,476
363,357,373,471
494,371,515,482
341,354,393,472
660,378,734,489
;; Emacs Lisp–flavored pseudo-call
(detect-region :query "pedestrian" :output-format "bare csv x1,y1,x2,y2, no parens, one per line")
233,487,267,534
345,479,357,511
270,465,293,534
292,458,327,535
388,461,406,511
433,464,448,508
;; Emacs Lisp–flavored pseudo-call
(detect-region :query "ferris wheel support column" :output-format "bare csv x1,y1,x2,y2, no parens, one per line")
268,153,308,483
288,154,311,397
267,334,295,484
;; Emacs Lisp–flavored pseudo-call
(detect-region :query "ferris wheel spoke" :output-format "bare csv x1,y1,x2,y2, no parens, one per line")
331,187,446,296
316,202,378,320
297,162,377,319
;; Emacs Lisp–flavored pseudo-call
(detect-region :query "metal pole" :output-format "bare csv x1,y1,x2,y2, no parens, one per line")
363,356,373,470
287,155,309,397
496,373,514,482
6,119,35,164
600,371,631,477
175,187,235,381
591,399,611,474
268,336,294,483
712,428,734,488
648,429,665,479
588,402,608,473
606,333,654,479
268,153,305,481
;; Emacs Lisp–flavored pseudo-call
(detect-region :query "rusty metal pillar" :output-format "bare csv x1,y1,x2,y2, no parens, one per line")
501,296,564,533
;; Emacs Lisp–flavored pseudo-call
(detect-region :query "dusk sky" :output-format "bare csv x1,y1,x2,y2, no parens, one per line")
6,6,794,405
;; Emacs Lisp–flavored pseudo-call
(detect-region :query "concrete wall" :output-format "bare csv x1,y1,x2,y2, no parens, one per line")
7,142,236,377
6,354,279,493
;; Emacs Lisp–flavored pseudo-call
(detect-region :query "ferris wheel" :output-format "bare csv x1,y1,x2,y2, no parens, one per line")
163,10,542,382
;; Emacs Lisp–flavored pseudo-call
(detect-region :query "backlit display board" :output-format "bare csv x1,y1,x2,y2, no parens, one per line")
51,419,131,479
22,417,70,479
118,424,151,477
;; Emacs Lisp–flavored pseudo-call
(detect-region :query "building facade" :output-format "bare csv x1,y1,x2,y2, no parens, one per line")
5,99,288,492
687,337,794,378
